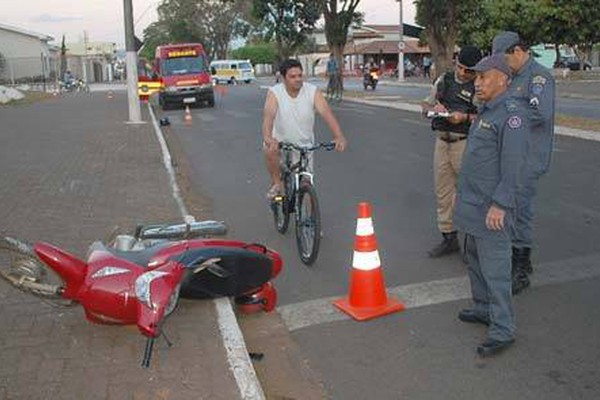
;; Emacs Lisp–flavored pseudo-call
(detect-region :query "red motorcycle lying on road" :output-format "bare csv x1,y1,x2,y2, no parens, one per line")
0,220,282,367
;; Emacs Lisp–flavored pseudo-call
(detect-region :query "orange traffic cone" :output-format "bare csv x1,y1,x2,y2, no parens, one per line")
184,105,192,124
333,202,405,321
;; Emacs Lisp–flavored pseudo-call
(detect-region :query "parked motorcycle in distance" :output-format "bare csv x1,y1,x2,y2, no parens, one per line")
0,219,282,367
60,78,89,93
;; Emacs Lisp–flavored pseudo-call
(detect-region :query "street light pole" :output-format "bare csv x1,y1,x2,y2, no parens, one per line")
397,0,405,82
124,0,142,123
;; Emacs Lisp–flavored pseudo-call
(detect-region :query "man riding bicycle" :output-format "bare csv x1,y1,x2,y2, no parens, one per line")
262,59,347,199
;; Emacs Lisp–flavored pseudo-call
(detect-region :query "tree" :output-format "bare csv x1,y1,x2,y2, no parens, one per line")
420,0,560,75
416,0,468,77
457,0,552,52
455,0,600,70
549,0,600,69
141,0,251,60
251,0,321,62
319,0,363,74
231,42,278,64
60,35,68,79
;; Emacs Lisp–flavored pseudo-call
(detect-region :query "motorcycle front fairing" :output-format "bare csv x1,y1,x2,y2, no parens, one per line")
135,261,184,338
78,247,147,324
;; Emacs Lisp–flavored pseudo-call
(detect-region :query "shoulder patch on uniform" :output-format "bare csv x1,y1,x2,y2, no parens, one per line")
532,75,547,85
530,97,540,107
508,115,522,129
532,83,544,95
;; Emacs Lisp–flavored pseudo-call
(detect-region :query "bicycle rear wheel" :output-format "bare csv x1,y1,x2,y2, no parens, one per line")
295,182,321,265
0,237,65,301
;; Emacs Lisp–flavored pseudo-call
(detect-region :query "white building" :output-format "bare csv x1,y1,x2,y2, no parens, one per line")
299,24,429,77
66,39,117,83
0,22,55,84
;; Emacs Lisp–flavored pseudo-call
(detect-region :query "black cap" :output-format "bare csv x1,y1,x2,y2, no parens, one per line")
472,54,512,77
457,45,482,68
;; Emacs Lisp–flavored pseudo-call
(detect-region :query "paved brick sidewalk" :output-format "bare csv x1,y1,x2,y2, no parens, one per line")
0,93,240,399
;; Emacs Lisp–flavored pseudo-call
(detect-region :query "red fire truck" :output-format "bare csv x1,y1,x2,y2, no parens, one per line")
154,43,215,109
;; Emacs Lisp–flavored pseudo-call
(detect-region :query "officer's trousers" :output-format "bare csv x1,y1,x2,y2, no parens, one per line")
465,233,515,341
512,175,538,248
434,137,467,233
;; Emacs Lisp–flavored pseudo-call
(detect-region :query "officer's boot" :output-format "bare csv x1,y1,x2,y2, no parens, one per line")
428,231,460,258
519,247,533,274
511,247,531,295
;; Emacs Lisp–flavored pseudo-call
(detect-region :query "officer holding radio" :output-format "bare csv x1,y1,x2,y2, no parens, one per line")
421,46,482,258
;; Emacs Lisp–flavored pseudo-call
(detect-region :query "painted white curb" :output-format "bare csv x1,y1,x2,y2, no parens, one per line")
148,103,265,400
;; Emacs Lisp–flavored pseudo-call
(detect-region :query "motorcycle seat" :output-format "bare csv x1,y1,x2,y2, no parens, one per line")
90,241,173,268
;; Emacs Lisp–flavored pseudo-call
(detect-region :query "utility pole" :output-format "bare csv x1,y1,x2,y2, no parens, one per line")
124,0,142,123
396,0,405,82
83,30,89,84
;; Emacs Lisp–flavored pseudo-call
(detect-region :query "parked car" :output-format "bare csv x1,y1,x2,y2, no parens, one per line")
556,56,592,71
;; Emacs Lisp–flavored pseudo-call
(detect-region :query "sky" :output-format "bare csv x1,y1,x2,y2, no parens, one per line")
1,0,417,48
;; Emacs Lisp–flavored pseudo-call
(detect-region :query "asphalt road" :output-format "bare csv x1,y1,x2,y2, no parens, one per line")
306,77,600,120
159,84,600,400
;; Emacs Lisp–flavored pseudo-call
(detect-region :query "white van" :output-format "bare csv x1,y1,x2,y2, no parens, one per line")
210,59,256,84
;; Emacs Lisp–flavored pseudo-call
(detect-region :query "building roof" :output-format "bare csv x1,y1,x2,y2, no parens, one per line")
0,22,53,42
344,39,430,55
362,24,423,39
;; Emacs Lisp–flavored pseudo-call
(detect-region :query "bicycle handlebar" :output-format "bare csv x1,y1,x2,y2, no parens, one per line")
278,142,336,152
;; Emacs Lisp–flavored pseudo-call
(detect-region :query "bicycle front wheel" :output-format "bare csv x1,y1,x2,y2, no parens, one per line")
295,183,321,265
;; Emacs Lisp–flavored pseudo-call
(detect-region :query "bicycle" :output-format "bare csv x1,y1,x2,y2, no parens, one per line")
270,141,335,265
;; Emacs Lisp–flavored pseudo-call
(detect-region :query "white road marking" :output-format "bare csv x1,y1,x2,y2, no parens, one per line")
196,112,217,123
148,103,265,400
225,110,251,119
278,252,600,332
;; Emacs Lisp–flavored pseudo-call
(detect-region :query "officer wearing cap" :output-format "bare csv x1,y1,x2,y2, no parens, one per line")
493,31,556,294
421,46,482,258
454,54,529,357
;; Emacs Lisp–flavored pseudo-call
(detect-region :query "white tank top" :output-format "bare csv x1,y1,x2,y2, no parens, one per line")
270,82,317,146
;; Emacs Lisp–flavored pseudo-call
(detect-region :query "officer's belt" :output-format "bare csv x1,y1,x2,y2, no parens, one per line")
438,131,467,143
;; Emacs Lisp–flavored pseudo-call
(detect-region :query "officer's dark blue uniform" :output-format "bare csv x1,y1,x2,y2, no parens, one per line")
493,32,556,289
454,54,530,355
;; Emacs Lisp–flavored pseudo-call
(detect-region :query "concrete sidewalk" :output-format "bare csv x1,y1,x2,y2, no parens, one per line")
0,92,250,399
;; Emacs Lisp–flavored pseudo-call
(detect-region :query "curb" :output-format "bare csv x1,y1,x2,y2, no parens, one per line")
147,103,266,400
377,80,431,88
343,97,600,142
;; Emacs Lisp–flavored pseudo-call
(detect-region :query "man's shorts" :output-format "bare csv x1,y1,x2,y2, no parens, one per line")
263,140,314,173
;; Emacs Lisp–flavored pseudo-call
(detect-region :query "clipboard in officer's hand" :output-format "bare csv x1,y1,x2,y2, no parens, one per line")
426,111,451,119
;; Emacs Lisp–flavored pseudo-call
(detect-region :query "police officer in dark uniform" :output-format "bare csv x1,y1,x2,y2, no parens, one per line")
421,46,482,258
454,54,529,357
492,32,556,294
